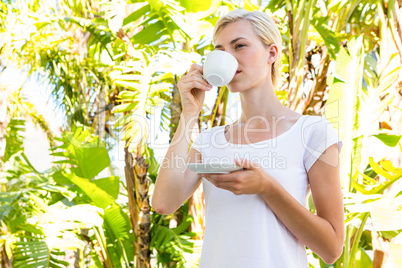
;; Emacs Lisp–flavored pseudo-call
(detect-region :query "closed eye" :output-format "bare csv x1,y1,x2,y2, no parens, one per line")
235,44,246,49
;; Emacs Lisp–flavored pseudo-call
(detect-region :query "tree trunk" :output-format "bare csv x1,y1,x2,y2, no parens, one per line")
74,249,80,268
124,141,151,268
95,85,106,141
1,245,11,268
372,226,388,267
302,47,331,116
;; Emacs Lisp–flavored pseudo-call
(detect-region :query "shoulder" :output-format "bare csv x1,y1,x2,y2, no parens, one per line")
300,115,335,134
192,125,224,145
300,115,341,151
301,115,329,125
302,115,342,169
198,125,224,137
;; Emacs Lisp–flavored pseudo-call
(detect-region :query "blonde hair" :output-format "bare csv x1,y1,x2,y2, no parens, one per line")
213,9,282,89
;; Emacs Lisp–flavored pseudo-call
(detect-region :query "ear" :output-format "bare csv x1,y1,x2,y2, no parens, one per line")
267,44,279,64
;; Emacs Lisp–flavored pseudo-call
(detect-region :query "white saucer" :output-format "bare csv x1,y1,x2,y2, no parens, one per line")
186,162,243,174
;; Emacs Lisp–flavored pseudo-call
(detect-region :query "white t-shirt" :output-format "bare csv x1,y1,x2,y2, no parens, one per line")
190,115,343,268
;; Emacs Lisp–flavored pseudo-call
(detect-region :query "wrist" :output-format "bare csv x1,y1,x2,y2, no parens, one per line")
179,113,199,140
259,170,274,197
181,112,199,121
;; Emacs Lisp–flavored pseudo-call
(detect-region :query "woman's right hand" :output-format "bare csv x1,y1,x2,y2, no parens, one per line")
177,63,213,116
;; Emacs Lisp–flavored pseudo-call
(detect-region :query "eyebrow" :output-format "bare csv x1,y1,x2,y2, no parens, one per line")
214,37,247,49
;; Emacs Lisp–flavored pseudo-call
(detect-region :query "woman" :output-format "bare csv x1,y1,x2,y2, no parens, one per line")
152,9,344,267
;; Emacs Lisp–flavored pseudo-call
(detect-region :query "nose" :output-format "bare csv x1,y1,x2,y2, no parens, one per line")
228,49,240,61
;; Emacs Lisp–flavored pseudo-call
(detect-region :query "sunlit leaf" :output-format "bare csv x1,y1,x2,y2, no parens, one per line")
123,4,151,26
372,134,402,147
354,248,373,268
62,172,115,209
112,102,138,113
113,80,142,90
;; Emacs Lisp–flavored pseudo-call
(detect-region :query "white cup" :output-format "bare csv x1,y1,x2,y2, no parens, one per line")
203,51,238,87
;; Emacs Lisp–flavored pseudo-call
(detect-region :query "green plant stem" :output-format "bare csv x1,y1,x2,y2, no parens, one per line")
119,239,130,267
343,224,351,265
349,212,369,266
94,226,113,268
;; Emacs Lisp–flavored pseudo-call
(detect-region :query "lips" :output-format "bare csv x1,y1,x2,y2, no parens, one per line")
235,70,241,75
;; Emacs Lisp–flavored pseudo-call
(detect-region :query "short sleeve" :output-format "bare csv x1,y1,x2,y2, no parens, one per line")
303,116,343,172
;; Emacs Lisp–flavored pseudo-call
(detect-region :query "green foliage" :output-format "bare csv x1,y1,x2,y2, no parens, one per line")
326,35,364,189
63,172,116,209
110,49,199,149
51,127,135,267
312,26,402,266
65,16,114,60
0,125,136,267
146,146,160,183
13,238,69,268
310,17,339,60
3,118,25,162
52,127,110,179
350,157,402,195
133,0,192,46
0,151,77,268
373,134,402,147
151,209,200,267
180,0,217,13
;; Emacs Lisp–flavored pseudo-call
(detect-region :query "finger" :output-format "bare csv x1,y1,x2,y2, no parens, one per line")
181,70,212,85
188,63,203,74
234,158,258,170
181,70,208,83
207,173,238,183
204,177,239,193
181,80,212,92
182,69,202,77
203,174,219,184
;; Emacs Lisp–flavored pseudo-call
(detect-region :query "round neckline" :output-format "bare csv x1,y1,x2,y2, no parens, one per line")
219,115,308,146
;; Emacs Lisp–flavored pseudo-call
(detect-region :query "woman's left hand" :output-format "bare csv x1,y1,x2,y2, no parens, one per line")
200,158,270,195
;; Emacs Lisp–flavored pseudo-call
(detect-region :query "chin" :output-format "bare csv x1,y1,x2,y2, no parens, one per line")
227,82,243,93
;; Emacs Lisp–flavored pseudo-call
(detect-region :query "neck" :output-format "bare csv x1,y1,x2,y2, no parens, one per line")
236,84,293,126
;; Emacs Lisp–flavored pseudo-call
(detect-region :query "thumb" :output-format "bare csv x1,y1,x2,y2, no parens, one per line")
234,158,256,170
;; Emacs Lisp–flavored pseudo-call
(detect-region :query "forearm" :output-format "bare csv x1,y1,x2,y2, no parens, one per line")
259,176,344,264
152,113,199,214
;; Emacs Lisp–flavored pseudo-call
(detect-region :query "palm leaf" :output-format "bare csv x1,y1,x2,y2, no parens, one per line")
93,176,120,200
311,16,340,60
122,0,192,48
13,237,69,268
104,204,133,241
150,214,198,267
62,172,115,210
111,49,198,151
325,35,364,188
3,118,25,162
103,204,135,266
51,127,110,179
